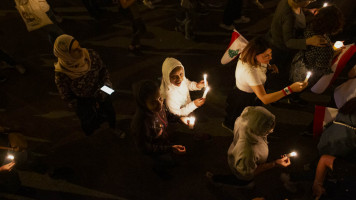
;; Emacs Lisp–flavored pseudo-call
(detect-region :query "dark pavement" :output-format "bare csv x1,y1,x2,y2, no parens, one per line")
0,0,341,199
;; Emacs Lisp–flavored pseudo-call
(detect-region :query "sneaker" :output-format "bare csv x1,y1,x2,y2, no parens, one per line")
219,23,234,31
234,16,250,24
221,122,233,133
253,0,264,9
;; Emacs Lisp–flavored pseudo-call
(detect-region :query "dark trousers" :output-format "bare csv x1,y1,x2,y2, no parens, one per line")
222,0,243,25
76,97,116,136
224,87,261,130
120,3,146,46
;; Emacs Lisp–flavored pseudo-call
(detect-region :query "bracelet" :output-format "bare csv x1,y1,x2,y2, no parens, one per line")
283,87,292,96
287,86,293,93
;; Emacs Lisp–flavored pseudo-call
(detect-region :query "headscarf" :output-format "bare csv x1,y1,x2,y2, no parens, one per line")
234,106,275,144
53,34,91,79
160,57,185,99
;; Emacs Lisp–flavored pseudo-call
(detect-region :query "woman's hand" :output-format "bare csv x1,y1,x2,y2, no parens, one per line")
172,145,186,155
289,81,308,93
194,98,206,107
196,80,207,89
0,162,15,172
275,155,291,168
268,64,279,74
312,182,325,200
306,35,328,47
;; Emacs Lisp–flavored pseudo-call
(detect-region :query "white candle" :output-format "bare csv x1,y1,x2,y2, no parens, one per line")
202,87,210,98
203,74,207,88
287,151,297,158
188,117,196,129
323,2,328,7
333,41,344,50
7,155,14,160
304,71,312,82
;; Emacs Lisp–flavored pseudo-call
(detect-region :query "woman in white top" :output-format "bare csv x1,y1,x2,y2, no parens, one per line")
223,37,308,131
160,57,206,117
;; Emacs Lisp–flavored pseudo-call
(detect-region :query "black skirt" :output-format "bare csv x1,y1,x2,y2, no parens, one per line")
224,87,261,130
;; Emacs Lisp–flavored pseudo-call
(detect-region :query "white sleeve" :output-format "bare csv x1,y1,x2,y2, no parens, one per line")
165,94,198,117
246,69,263,86
186,78,200,91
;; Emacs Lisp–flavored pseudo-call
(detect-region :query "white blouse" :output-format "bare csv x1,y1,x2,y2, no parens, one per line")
235,60,267,93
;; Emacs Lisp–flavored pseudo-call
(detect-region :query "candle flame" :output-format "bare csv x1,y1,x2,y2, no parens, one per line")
7,155,14,160
334,41,344,49
323,3,328,7
189,117,195,124
306,71,312,79
288,152,297,157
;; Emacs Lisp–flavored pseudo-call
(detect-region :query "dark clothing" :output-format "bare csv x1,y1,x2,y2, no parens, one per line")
0,50,17,66
224,87,262,130
119,3,146,46
222,0,243,26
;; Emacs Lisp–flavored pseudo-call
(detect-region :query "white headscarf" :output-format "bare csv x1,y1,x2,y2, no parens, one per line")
53,34,91,80
160,57,185,99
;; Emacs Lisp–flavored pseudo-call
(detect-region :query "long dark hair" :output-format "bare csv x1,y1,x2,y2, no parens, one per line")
311,5,344,35
240,36,270,67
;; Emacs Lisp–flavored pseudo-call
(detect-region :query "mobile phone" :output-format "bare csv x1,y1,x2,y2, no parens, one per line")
100,86,114,95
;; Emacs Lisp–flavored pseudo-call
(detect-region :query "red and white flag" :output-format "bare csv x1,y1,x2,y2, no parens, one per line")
221,29,248,65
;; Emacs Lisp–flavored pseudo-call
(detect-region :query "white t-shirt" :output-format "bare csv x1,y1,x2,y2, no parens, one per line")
235,60,267,93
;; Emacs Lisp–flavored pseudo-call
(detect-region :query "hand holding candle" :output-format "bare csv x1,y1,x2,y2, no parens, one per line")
304,71,312,83
202,87,210,99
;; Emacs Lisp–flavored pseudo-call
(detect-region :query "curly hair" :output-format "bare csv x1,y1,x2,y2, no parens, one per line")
311,5,344,35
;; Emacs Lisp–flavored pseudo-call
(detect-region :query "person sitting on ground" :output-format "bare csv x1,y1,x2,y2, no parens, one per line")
160,57,206,118
312,151,356,200
53,34,123,136
208,106,291,187
131,80,186,178
223,37,308,131
290,5,345,87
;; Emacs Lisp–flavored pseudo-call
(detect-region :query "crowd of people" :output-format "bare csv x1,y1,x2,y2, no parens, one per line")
0,0,355,199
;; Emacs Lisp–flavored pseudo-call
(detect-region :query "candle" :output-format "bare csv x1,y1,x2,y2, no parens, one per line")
203,74,207,88
287,151,297,158
304,71,312,82
187,117,196,129
202,87,210,98
7,155,14,160
323,2,328,7
333,41,344,50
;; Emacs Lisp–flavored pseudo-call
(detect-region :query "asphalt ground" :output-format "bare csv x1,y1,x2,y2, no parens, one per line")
0,0,350,199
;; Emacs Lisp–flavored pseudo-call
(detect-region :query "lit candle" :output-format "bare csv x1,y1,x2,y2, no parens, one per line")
333,41,344,50
202,87,210,98
323,2,328,7
187,116,196,129
7,155,14,160
287,151,297,158
304,71,312,83
203,74,208,88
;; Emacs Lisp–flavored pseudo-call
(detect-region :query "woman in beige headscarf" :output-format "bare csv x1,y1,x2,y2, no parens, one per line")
207,106,291,187
53,34,120,136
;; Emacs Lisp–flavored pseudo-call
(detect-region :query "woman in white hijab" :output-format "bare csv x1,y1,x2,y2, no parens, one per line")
207,106,291,186
160,57,206,117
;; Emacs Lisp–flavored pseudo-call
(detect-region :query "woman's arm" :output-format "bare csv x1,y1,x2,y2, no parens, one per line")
119,0,136,9
251,82,307,104
313,155,335,199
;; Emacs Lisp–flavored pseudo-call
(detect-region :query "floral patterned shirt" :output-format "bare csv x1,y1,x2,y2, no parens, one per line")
55,49,112,102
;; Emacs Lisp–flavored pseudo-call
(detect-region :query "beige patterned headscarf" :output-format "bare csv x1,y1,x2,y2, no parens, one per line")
53,34,91,79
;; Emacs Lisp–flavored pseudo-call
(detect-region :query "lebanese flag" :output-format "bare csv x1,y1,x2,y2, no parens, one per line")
313,105,338,139
221,29,248,65
311,43,356,94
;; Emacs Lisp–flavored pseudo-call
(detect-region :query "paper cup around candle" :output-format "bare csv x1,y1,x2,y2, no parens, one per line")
304,71,312,82
188,117,195,129
202,87,210,98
